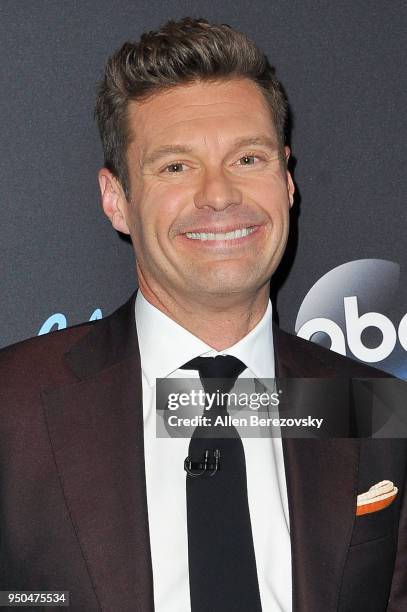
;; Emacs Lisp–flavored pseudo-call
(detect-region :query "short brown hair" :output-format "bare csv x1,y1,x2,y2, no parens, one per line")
95,17,288,199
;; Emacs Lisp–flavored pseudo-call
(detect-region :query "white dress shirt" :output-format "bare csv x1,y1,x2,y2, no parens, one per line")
135,291,292,611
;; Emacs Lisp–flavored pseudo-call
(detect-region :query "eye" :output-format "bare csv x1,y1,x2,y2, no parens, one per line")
239,155,256,165
163,162,188,173
236,154,264,166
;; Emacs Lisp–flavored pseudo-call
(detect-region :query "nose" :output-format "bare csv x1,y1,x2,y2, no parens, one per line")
194,167,242,211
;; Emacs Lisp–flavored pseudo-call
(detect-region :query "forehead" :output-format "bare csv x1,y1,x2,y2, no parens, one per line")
126,78,278,152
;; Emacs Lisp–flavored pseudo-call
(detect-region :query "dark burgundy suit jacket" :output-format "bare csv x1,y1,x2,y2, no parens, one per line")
1,293,406,611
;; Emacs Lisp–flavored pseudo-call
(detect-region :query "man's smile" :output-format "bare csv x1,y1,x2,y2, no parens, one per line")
177,225,263,249
184,225,257,241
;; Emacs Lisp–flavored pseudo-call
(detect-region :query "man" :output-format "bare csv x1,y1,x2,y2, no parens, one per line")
0,17,406,612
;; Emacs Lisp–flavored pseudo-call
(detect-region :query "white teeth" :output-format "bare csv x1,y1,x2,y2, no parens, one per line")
185,227,255,241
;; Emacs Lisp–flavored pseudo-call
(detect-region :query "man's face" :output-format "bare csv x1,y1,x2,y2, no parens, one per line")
104,78,294,303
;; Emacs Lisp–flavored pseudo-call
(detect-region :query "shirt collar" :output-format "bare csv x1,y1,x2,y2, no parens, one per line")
135,290,275,386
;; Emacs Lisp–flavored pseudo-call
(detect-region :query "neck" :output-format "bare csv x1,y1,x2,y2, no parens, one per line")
137,272,270,351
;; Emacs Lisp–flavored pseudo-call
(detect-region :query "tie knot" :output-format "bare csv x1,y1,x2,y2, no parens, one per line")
180,355,246,397
181,355,246,378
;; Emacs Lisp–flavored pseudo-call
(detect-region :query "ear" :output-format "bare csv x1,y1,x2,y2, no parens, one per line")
284,146,295,208
98,168,131,235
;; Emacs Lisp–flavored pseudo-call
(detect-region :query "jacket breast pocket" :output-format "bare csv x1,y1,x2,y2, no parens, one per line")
338,498,400,610
349,499,398,547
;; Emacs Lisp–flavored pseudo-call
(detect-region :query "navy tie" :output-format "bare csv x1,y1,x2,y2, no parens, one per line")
181,355,262,612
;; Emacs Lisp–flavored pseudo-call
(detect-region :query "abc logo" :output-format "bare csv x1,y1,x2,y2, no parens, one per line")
297,296,407,363
295,259,406,366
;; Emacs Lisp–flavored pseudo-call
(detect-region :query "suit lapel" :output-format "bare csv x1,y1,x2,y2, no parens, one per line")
42,294,154,611
273,325,360,611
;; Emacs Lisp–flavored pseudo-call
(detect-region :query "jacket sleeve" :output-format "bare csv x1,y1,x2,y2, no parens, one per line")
387,457,407,610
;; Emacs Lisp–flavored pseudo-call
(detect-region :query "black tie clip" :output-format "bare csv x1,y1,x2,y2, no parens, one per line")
184,449,221,478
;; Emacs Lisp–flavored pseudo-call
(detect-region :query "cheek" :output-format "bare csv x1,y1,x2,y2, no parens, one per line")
248,181,289,221
240,168,288,200
135,181,190,247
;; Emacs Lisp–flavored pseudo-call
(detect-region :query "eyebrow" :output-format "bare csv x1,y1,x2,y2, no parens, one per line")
142,135,278,167
231,136,278,150
143,145,194,167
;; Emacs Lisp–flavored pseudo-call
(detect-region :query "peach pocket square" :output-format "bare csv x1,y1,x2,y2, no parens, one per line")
356,480,398,516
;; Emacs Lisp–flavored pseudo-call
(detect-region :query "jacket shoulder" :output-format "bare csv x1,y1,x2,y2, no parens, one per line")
274,325,392,378
0,319,98,391
0,292,136,393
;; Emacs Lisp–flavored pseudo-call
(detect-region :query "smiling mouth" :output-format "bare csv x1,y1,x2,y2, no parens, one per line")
184,226,257,241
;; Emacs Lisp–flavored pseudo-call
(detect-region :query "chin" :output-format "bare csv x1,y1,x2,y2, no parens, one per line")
192,276,261,297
